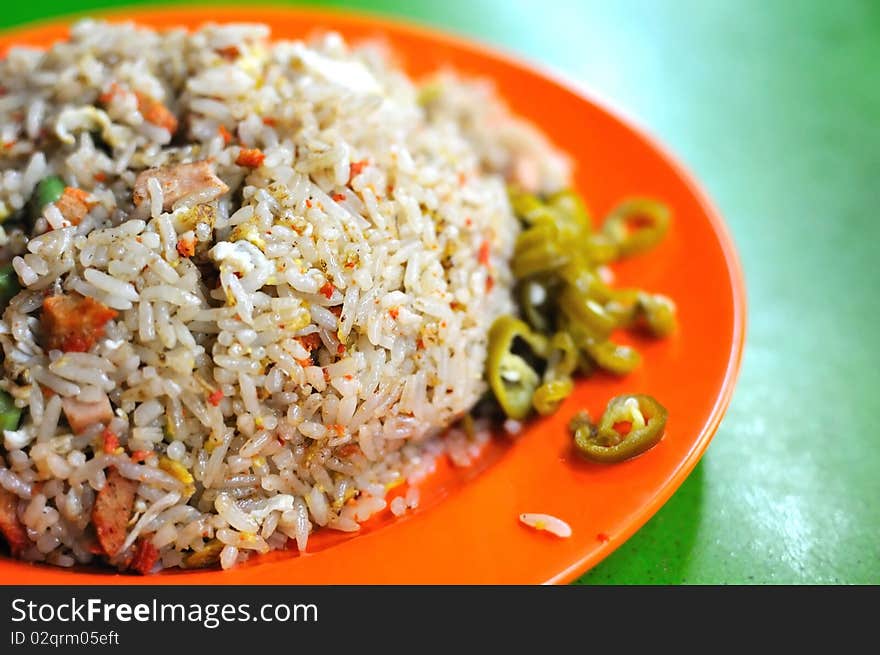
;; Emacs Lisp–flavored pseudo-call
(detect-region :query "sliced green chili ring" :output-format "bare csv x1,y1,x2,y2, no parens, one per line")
512,227,571,279
559,286,617,340
584,340,642,375
532,377,574,416
545,331,578,381
573,394,667,463
0,389,22,432
584,233,620,265
604,288,640,327
508,187,559,225
559,262,614,303
0,263,21,310
637,292,677,337
517,280,552,334
547,189,592,232
603,198,670,257
487,315,548,420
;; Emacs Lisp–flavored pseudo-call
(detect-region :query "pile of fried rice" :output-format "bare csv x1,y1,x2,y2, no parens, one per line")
0,20,569,572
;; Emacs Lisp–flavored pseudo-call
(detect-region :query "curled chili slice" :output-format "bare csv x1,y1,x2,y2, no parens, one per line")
573,394,667,463
487,315,548,420
532,378,573,416
602,198,670,257
584,340,642,375
637,292,677,337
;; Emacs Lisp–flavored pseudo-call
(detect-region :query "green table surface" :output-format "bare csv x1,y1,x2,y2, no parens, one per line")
2,0,877,585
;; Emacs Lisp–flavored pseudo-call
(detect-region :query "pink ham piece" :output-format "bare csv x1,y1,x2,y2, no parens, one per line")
132,160,228,212
62,395,114,434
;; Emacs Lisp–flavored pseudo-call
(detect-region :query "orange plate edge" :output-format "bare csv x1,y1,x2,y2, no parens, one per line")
0,6,747,585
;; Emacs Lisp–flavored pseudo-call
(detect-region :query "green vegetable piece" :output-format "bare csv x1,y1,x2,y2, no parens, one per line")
573,394,667,463
0,390,22,432
34,176,65,212
584,340,642,375
638,292,677,337
559,286,617,341
603,198,670,257
487,315,548,420
0,263,21,310
532,378,574,416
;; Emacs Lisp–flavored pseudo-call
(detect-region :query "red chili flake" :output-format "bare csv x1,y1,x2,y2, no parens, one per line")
295,357,312,368
216,45,240,60
322,368,330,383
336,344,345,356
98,82,122,105
485,275,494,293
478,240,491,266
130,450,151,463
343,374,353,381
101,428,119,454
386,184,394,196
176,238,196,258
597,532,610,543
458,171,467,186
319,282,335,299
135,91,178,134
388,307,399,320
331,192,346,202
329,424,346,437
416,338,425,350
465,217,473,227
218,124,233,146
262,117,277,126
344,260,356,269
348,159,368,184
207,389,224,406
450,300,463,311
305,199,313,209
235,148,265,168
337,443,361,457
93,171,108,183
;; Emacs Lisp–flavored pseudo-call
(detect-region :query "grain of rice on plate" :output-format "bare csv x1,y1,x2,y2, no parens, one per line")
0,20,570,572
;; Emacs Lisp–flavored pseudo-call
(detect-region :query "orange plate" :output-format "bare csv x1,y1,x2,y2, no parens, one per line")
0,6,746,584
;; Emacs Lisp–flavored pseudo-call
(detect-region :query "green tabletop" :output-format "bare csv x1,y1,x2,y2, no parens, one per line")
2,0,877,585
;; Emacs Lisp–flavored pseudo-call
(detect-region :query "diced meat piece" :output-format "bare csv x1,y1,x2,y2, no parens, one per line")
132,161,229,212
128,537,159,575
62,395,114,434
134,91,178,134
235,148,265,168
54,187,94,225
0,488,28,557
41,293,118,353
92,468,138,557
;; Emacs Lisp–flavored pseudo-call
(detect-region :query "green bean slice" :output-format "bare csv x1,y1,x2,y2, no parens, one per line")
573,394,667,463
0,390,22,432
0,264,21,310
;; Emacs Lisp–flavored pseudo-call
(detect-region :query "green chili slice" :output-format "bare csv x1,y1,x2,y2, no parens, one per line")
533,378,574,416
637,292,677,337
573,394,667,463
603,198,670,257
487,315,548,420
0,263,21,310
0,390,22,432
584,340,642,375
